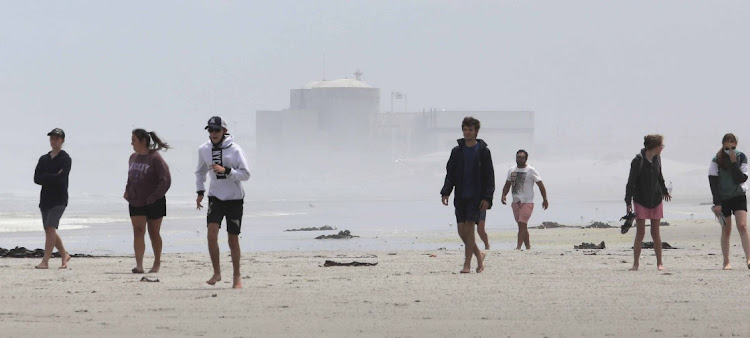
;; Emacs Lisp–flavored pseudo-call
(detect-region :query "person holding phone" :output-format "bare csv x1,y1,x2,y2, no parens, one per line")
708,133,750,270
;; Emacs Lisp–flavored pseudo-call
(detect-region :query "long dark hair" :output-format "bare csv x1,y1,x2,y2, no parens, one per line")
717,133,737,169
132,129,171,151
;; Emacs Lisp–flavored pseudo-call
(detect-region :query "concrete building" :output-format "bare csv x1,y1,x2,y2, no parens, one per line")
256,75,534,171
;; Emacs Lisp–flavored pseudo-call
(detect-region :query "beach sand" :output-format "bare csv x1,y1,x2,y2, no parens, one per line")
2,220,749,337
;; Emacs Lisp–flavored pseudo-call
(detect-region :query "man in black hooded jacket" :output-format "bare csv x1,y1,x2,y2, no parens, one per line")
441,117,495,273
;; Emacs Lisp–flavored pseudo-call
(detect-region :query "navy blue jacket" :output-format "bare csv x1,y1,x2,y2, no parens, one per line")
440,139,495,208
34,150,71,210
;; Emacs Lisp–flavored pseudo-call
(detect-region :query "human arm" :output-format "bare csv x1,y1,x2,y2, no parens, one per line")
440,149,457,201
501,180,511,205
146,154,171,205
657,157,670,202
211,146,251,182
195,149,209,209
727,152,748,184
624,157,639,212
536,181,548,210
480,148,495,209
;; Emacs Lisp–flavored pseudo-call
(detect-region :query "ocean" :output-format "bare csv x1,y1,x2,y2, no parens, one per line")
0,192,716,255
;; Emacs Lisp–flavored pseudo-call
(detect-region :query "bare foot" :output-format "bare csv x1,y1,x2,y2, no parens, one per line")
232,275,242,289
476,253,485,273
485,245,490,250
629,266,639,271
148,264,160,273
131,267,145,274
723,263,732,270
206,274,222,285
657,264,665,271
460,266,471,274
35,262,49,269
59,254,71,269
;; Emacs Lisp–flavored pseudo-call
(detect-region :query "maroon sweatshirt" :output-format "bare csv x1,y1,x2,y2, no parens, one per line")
126,151,171,207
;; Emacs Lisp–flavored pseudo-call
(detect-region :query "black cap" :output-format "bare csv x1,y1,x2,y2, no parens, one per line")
205,116,227,130
47,128,65,139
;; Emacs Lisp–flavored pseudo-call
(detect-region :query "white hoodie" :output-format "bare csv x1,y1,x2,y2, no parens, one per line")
195,134,250,200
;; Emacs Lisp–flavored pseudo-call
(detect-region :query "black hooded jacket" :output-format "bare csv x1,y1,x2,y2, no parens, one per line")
34,150,72,210
625,149,667,208
440,139,495,208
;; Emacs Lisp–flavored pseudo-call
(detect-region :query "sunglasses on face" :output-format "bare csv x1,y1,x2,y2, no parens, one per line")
725,146,737,151
207,127,222,133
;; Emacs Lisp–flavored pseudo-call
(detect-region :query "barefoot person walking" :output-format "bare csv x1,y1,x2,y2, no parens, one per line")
625,134,671,271
500,150,548,250
441,116,495,274
708,133,750,270
195,116,250,288
124,129,171,274
33,128,72,269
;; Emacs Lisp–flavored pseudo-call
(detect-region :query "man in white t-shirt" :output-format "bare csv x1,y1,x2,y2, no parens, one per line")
501,149,548,250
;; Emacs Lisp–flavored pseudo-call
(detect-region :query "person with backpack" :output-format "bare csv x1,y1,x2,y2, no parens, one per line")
708,133,750,270
625,134,671,271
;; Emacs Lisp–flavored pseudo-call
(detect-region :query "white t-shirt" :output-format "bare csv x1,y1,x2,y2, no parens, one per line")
507,165,542,203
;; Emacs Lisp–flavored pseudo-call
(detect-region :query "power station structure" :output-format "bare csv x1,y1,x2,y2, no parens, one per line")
256,73,534,170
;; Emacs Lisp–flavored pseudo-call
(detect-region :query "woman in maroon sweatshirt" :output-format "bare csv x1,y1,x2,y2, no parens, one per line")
124,129,171,273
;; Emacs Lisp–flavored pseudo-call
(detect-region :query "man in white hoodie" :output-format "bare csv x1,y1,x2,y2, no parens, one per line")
195,116,250,289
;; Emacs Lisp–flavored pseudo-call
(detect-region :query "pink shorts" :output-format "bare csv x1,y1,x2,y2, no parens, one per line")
511,202,534,224
633,202,663,220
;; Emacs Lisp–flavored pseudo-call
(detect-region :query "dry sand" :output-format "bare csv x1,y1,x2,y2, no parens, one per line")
1,220,749,337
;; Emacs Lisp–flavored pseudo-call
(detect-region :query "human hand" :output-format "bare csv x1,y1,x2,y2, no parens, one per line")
730,150,738,163
663,194,672,202
626,204,633,214
542,199,549,210
211,164,226,174
479,200,489,211
441,196,449,206
501,196,507,205
712,205,722,214
196,195,204,210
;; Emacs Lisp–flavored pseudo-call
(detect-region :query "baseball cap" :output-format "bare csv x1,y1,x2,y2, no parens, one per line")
205,116,227,130
47,128,65,139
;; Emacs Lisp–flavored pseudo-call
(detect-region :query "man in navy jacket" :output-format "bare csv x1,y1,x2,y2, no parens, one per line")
441,117,495,273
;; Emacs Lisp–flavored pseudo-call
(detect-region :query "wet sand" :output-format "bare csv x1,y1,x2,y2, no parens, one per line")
1,220,749,337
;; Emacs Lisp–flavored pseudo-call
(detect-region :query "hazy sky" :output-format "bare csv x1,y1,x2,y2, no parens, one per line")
3,1,750,195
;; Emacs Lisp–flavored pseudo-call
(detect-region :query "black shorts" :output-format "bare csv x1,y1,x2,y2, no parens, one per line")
721,194,747,217
207,196,243,235
129,196,167,220
455,197,480,224
41,205,66,229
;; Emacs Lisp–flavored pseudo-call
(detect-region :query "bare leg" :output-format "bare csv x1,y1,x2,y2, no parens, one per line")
523,222,531,250
130,216,147,273
457,222,473,273
650,219,664,270
722,216,733,270
54,232,70,269
228,234,242,288
206,223,222,285
515,222,524,250
146,218,163,273
733,210,750,269
477,220,490,250
36,227,58,269
630,219,646,271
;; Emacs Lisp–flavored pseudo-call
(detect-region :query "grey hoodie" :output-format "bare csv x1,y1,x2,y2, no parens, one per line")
195,134,250,201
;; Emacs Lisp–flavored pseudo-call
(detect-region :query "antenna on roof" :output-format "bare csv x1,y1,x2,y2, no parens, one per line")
354,69,363,81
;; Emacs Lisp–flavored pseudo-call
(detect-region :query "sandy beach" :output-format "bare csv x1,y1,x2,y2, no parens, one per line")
2,220,749,337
